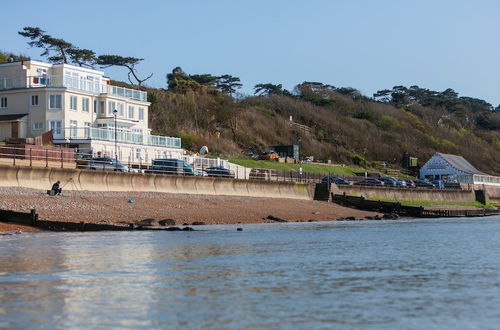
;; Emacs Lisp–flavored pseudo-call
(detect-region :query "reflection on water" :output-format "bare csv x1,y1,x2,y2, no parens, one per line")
1,217,500,329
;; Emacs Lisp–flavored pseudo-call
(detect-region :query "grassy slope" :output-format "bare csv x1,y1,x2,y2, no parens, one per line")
228,158,363,176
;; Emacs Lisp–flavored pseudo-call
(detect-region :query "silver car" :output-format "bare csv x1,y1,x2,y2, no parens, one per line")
88,157,129,172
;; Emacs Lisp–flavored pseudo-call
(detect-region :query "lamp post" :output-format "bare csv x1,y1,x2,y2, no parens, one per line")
113,109,118,170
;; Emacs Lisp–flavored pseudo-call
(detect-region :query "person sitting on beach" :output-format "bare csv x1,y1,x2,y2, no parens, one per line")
50,181,62,196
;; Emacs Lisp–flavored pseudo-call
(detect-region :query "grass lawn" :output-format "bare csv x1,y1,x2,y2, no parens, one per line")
228,157,365,176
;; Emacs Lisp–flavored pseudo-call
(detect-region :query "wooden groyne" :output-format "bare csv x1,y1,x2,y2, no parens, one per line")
0,209,194,232
332,194,499,218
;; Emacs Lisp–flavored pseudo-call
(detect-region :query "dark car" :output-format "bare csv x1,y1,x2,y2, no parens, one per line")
354,178,385,186
321,176,350,185
431,180,445,188
404,179,416,188
413,179,434,188
145,158,194,175
378,177,398,187
205,166,235,178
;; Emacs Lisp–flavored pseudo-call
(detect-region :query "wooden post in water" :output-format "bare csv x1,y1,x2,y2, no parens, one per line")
30,209,37,226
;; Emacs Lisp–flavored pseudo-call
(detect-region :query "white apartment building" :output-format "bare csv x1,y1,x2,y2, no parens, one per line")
0,60,183,164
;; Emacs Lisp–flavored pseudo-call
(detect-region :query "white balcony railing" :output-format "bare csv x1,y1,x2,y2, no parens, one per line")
60,127,181,149
0,75,147,102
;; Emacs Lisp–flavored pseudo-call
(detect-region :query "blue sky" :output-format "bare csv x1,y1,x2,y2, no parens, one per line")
2,0,500,105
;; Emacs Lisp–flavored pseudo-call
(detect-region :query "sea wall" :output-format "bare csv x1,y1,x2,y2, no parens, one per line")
473,184,500,203
331,184,476,203
0,165,315,200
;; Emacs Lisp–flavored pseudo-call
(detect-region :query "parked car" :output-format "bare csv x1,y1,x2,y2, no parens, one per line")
145,158,194,175
88,157,129,172
413,179,434,188
321,176,350,185
431,180,445,188
404,179,416,188
194,169,208,177
378,177,398,187
205,166,235,178
354,178,385,186
380,176,406,187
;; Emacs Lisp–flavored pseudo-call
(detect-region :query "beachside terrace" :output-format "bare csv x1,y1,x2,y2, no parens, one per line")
0,75,147,102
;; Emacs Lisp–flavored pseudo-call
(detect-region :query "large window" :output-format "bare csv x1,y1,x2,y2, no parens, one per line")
31,95,39,106
70,120,78,137
117,103,124,116
70,96,78,110
0,97,7,108
82,98,90,112
138,107,144,121
128,106,135,119
49,95,62,109
108,101,116,115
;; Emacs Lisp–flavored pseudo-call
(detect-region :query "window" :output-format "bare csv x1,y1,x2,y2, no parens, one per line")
70,96,78,110
128,106,135,119
117,103,124,116
100,101,105,114
70,120,78,137
108,101,116,115
84,122,91,137
82,98,90,112
49,95,62,109
138,107,144,121
31,95,39,106
0,97,7,108
33,122,43,130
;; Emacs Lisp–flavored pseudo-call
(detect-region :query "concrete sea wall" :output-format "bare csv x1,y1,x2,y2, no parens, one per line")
0,165,315,200
332,184,477,203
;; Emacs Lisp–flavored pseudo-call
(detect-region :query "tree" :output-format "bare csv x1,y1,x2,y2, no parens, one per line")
166,67,200,93
254,83,284,96
18,26,73,64
189,74,218,87
66,48,96,68
96,55,152,86
216,75,242,96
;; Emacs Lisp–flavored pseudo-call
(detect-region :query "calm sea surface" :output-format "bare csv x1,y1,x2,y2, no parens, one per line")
1,217,500,329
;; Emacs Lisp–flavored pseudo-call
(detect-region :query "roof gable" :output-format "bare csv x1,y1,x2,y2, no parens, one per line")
436,153,486,175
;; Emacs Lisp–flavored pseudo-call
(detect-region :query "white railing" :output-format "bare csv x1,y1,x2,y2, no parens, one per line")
0,75,147,102
60,127,181,149
473,174,500,186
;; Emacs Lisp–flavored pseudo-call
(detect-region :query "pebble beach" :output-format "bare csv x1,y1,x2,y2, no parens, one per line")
0,187,381,232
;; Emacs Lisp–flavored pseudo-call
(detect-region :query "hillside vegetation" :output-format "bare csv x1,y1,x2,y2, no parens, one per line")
143,72,500,175
2,49,499,175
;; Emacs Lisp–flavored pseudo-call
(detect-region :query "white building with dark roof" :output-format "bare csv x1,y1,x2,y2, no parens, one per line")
420,152,499,186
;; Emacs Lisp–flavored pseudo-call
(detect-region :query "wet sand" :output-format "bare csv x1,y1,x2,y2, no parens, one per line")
0,187,381,232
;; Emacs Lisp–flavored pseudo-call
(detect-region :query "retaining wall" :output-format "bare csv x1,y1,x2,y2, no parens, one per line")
332,184,476,203
473,184,500,203
0,165,314,200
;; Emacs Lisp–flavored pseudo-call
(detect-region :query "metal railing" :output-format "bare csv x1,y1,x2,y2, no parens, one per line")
0,75,147,102
60,127,182,149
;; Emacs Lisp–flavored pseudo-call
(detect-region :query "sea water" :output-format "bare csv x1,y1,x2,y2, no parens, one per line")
1,217,500,329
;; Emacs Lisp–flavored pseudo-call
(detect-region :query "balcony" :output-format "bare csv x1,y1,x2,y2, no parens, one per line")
58,127,181,149
0,75,147,102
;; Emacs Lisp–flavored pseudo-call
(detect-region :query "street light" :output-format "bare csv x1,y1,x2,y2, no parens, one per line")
113,109,118,170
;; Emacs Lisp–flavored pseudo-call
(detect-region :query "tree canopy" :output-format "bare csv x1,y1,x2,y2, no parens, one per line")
96,55,152,86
